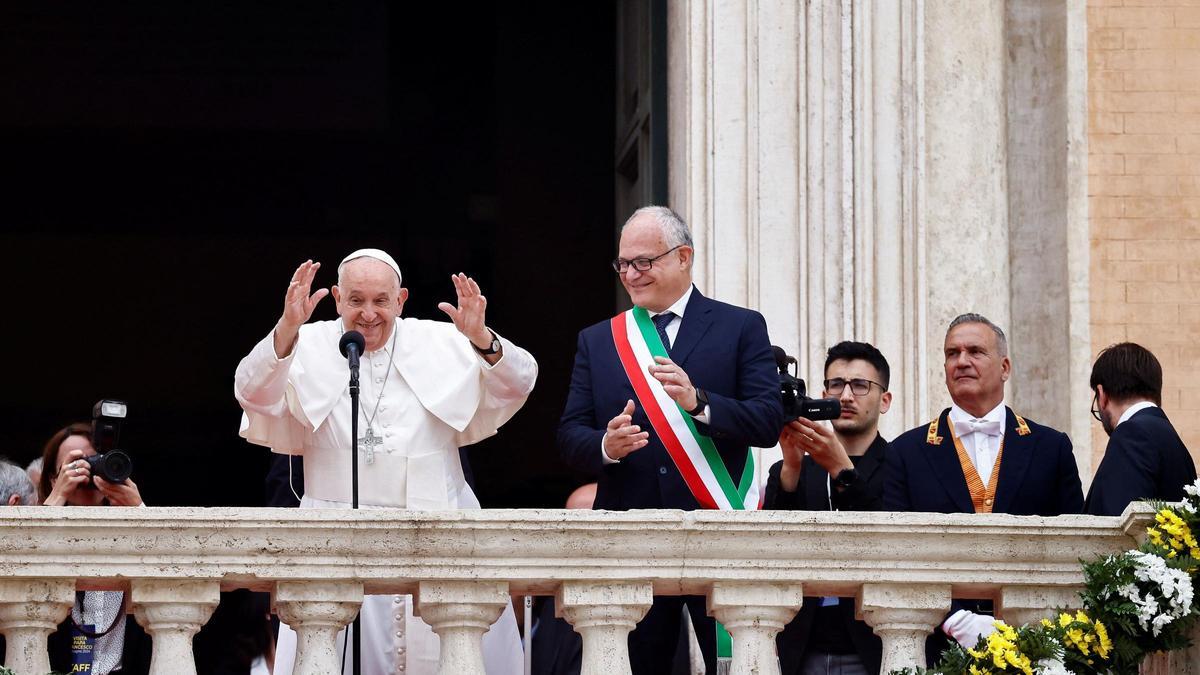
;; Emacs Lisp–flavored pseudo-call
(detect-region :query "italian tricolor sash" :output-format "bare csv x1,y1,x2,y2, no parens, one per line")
609,307,759,511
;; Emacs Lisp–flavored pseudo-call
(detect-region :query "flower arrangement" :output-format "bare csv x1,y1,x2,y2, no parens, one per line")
889,478,1200,675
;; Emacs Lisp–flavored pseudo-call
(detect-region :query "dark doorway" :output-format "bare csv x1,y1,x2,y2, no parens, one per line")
0,2,616,508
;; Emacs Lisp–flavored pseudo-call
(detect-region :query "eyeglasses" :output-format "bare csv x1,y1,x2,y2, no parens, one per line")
612,245,684,274
1091,393,1102,422
823,378,885,397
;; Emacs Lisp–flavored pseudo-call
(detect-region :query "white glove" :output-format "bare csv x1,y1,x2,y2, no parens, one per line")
941,609,997,648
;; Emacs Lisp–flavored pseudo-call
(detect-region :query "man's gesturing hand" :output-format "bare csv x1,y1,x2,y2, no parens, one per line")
274,260,329,358
603,400,649,460
647,356,699,411
438,273,496,358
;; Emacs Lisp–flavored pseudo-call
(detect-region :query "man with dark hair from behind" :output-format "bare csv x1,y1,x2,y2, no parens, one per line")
1085,342,1197,516
764,341,891,675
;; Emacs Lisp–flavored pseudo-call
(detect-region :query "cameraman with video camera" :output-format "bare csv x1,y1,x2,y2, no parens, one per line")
36,402,151,675
764,341,893,675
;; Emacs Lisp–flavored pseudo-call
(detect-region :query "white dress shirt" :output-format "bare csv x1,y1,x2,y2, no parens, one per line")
1117,400,1157,428
948,401,1007,482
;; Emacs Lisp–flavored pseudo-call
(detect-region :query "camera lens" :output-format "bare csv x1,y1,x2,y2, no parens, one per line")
85,451,133,483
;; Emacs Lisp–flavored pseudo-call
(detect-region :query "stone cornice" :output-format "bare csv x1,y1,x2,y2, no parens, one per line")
0,506,1153,597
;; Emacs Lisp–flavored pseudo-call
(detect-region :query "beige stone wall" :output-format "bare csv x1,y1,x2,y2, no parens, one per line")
1088,0,1200,471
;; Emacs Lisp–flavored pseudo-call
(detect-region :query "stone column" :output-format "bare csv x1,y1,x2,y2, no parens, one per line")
708,582,805,675
0,579,74,675
997,585,1081,628
414,580,511,675
555,581,652,675
131,579,220,675
274,580,363,675
666,0,1087,448
858,583,951,672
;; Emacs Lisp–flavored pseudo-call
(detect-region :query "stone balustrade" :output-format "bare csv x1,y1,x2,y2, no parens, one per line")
0,504,1187,675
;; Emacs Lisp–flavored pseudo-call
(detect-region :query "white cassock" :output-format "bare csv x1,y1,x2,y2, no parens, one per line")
235,317,537,675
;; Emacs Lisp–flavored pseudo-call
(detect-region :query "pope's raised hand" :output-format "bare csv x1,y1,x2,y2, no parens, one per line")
437,273,492,349
274,260,329,358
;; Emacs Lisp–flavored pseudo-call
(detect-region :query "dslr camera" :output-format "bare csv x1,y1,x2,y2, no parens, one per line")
87,399,134,483
772,347,841,421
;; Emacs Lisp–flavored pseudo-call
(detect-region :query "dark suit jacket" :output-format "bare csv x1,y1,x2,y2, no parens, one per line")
557,288,785,510
763,435,887,675
884,407,1083,666
1085,406,1197,516
884,407,1084,516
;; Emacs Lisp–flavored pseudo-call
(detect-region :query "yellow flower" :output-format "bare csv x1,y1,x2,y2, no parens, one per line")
1041,618,1054,628
1074,610,1090,623
1066,628,1090,655
1058,612,1073,628
1148,527,1165,547
1095,620,1112,659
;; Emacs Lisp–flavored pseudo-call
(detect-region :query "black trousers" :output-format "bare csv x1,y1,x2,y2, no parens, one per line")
628,595,717,675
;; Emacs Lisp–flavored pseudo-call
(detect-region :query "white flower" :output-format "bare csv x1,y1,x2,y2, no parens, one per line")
1121,551,1196,635
1036,658,1070,675
1183,477,1200,498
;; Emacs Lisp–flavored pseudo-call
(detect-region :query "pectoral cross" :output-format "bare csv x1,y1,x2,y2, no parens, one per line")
358,427,382,465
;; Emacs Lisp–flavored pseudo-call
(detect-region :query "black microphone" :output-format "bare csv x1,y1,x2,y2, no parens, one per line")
339,330,365,374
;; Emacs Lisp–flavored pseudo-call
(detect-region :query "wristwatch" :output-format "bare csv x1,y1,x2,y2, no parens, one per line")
832,467,859,489
472,329,501,355
686,388,708,416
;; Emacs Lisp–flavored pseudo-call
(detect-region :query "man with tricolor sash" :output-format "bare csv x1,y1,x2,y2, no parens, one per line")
883,313,1084,665
557,206,785,674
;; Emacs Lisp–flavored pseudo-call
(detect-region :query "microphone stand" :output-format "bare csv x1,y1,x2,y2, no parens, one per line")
349,357,361,675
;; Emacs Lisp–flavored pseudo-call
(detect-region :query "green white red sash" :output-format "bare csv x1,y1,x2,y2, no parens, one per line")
609,307,758,511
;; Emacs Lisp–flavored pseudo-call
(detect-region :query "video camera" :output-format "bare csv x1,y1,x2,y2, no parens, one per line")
772,347,841,421
87,399,133,484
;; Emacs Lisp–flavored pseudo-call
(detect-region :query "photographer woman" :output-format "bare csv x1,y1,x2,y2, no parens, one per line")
36,423,151,674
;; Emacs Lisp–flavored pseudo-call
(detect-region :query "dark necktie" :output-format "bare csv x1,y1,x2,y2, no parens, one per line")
652,311,676,351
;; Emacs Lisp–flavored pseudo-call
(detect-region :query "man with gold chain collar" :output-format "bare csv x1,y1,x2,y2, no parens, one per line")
883,313,1084,664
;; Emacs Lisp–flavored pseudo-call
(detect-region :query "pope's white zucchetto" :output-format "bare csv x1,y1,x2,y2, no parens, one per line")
339,248,402,285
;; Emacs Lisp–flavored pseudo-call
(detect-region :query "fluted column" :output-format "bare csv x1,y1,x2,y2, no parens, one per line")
131,579,220,675
997,585,1081,628
0,579,74,675
414,580,510,675
274,580,363,675
708,582,805,675
555,581,652,675
859,583,950,672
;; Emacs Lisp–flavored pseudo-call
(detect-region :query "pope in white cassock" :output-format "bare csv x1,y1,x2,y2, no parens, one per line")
234,249,537,675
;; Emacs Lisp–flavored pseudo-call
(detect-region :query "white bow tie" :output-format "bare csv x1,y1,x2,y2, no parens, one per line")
957,418,1003,437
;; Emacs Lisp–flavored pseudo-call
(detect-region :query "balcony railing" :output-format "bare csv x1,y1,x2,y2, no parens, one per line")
0,504,1195,675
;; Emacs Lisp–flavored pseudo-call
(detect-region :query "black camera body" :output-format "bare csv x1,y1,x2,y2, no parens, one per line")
88,399,133,484
772,347,841,422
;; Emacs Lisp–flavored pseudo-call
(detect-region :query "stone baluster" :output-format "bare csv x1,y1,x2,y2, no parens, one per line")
997,585,1081,629
274,580,363,675
707,582,804,675
858,583,951,672
130,579,220,675
415,580,511,675
555,581,653,675
0,579,74,675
